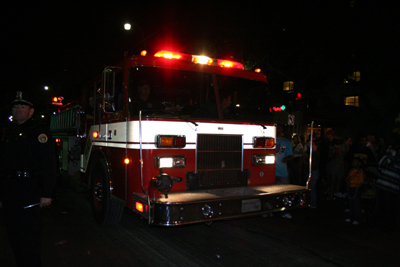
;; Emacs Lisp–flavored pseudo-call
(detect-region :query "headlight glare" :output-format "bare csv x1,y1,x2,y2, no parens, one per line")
155,155,186,169
252,154,275,165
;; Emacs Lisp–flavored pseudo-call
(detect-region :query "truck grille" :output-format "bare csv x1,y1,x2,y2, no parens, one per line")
197,134,242,171
187,134,247,190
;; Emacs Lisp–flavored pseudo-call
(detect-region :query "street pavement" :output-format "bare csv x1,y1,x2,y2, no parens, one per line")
1,180,399,267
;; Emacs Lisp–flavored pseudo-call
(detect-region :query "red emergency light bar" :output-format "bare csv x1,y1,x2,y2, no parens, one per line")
52,96,64,106
153,50,244,70
217,59,244,70
154,50,191,61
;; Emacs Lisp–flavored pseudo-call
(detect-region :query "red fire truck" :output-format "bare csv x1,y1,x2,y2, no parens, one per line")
50,50,310,226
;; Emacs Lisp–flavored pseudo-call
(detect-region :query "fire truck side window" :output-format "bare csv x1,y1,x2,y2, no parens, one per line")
103,69,123,113
114,72,123,112
103,69,114,113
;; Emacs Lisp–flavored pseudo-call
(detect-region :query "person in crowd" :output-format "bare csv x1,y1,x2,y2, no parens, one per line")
333,137,353,198
291,135,304,185
323,130,347,199
345,153,367,225
85,95,95,119
353,136,377,165
315,130,322,144
373,132,400,230
304,134,320,209
320,129,336,198
378,136,389,160
366,134,379,162
0,91,56,266
342,136,353,169
275,124,294,219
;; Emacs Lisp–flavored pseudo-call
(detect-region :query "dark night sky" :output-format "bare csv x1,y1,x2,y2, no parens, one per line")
1,0,396,118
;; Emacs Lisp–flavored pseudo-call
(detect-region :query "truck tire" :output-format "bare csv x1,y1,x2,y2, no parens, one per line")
91,159,124,224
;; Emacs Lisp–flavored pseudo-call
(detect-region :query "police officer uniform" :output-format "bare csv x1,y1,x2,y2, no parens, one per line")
0,91,56,267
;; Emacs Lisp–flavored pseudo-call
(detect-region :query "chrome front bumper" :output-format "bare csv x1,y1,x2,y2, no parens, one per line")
132,184,310,226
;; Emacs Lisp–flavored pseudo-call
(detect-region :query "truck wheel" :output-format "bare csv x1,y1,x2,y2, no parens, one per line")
91,159,124,224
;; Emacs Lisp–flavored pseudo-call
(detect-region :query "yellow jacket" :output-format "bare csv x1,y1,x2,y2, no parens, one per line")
346,168,365,188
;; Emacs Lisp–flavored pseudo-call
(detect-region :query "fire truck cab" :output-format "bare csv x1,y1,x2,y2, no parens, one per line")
50,50,309,226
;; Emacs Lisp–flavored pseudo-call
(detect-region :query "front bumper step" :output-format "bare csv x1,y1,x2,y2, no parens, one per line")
132,184,310,226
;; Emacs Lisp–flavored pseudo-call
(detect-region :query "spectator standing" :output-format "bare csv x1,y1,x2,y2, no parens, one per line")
85,95,95,119
366,134,379,162
315,130,322,144
353,136,377,165
275,124,294,219
291,135,304,185
342,137,354,174
334,137,352,198
324,130,346,199
345,153,367,225
378,136,389,160
373,132,400,230
320,130,337,198
304,134,320,209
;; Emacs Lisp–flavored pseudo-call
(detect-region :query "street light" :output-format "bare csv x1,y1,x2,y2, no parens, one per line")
124,23,131,30
123,22,146,56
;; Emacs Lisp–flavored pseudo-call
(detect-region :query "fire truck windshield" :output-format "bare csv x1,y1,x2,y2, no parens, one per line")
128,66,272,121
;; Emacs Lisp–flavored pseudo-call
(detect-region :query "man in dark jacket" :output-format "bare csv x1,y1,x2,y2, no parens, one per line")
0,91,56,266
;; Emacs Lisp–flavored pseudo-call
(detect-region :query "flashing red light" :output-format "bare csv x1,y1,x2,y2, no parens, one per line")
135,202,148,213
192,55,213,65
154,50,245,70
155,50,183,59
272,105,286,111
52,96,64,106
217,59,244,70
135,202,144,213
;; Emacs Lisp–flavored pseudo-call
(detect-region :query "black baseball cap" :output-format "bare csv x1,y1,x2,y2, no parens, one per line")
12,91,34,107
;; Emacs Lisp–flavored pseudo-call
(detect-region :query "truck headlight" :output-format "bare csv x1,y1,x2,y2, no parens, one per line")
155,155,186,168
252,154,275,165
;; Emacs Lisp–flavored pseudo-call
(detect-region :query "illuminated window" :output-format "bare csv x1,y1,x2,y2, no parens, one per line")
348,71,361,82
345,96,359,107
283,81,294,91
